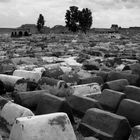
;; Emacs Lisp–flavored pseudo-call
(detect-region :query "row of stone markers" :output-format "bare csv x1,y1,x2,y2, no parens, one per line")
0,67,102,96
2,78,140,139
1,66,140,139
0,66,102,140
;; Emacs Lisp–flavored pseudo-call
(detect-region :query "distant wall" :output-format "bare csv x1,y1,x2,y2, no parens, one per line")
0,28,14,34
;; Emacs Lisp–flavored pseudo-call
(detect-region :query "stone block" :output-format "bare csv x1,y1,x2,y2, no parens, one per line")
96,71,109,82
13,70,41,83
67,94,102,117
102,79,129,92
9,113,77,140
38,77,72,97
107,71,139,86
124,85,140,102
1,101,34,130
71,83,101,96
92,89,126,112
78,76,104,85
36,93,74,123
117,99,140,126
14,90,48,109
78,108,131,140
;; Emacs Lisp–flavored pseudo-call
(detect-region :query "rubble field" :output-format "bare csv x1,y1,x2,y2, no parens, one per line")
0,32,140,140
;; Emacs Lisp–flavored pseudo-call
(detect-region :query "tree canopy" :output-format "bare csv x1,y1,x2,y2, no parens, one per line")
65,6,92,33
37,14,45,33
79,8,92,33
65,6,80,32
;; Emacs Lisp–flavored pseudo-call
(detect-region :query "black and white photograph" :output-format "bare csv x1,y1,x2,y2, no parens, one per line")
0,0,140,140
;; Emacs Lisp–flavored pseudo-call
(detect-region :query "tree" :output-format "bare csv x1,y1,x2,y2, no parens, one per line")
65,6,80,32
79,8,92,33
65,6,93,33
37,14,45,33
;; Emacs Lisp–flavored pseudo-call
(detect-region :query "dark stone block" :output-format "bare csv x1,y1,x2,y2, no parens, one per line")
79,108,131,140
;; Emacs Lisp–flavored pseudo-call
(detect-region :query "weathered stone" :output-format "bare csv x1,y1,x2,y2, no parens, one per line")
107,71,139,86
38,77,72,97
117,99,140,126
78,76,104,85
128,63,140,76
59,73,79,84
43,66,64,79
78,108,131,140
83,61,100,71
129,125,140,140
96,71,109,82
36,93,74,123
84,137,99,140
33,67,46,76
9,113,77,140
1,101,34,131
91,89,126,112
67,94,102,117
71,83,101,96
14,90,49,109
0,96,8,111
13,70,41,83
102,79,129,92
14,79,38,93
0,74,25,92
0,59,16,75
0,80,6,95
124,85,140,102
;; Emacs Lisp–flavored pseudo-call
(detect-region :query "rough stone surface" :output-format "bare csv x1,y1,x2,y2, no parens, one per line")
102,79,129,92
91,89,126,112
117,99,140,126
129,125,140,140
77,76,104,85
95,71,109,82
0,96,8,111
0,80,6,95
124,85,140,102
14,90,48,109
79,108,131,140
71,83,101,96
107,71,139,86
13,69,41,83
9,113,77,140
36,93,74,123
67,94,102,117
84,137,99,140
1,101,34,130
38,77,72,97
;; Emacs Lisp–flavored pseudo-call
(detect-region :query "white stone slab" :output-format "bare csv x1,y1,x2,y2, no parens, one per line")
9,113,77,140
1,101,34,130
13,70,41,83
72,83,101,96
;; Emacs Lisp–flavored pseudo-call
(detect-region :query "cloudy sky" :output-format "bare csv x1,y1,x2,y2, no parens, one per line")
0,0,140,28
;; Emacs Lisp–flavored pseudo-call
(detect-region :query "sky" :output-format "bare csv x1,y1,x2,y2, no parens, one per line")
0,0,140,28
